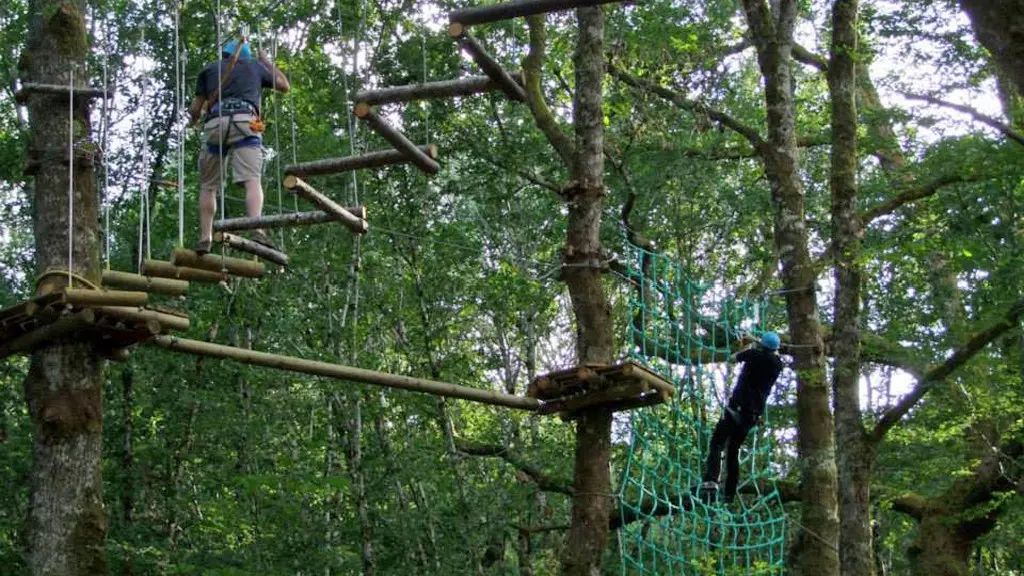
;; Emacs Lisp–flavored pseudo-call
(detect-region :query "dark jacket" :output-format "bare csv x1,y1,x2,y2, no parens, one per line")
727,346,784,417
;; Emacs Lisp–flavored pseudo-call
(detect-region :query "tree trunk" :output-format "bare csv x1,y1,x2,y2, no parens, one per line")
739,1,840,574
19,0,106,574
828,1,873,575
561,7,615,576
958,0,1024,95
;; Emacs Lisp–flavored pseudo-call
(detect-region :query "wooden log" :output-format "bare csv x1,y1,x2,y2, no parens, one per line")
283,175,370,234
61,288,148,308
101,270,189,297
96,306,191,333
213,209,368,232
352,103,442,174
171,248,266,278
213,232,290,267
0,309,96,359
150,335,541,411
540,382,649,415
447,27,528,102
621,362,675,401
141,259,229,284
285,147,437,177
353,75,522,106
14,82,111,104
449,0,626,27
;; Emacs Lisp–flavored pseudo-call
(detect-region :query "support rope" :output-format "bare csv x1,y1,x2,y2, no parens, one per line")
67,64,74,286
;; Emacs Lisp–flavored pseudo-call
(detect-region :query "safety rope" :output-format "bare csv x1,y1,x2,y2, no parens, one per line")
35,270,101,292
175,1,185,247
67,64,74,287
101,20,111,270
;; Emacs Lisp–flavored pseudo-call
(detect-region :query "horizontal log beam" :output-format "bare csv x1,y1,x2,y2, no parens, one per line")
171,248,265,278
62,288,149,308
214,232,290,267
282,176,369,234
213,209,367,232
353,74,523,106
150,335,541,411
141,260,228,284
447,26,528,102
285,147,436,177
449,0,626,27
101,270,189,297
353,103,441,174
14,82,112,104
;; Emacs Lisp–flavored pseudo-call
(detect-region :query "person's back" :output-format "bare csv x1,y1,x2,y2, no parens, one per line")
729,346,784,416
196,57,275,115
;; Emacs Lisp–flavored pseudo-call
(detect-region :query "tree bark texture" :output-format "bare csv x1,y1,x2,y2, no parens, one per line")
561,7,615,576
19,0,107,574
739,1,840,574
828,2,873,576
959,0,1024,96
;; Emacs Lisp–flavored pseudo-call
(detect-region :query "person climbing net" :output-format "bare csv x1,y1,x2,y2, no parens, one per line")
700,331,783,504
187,38,290,255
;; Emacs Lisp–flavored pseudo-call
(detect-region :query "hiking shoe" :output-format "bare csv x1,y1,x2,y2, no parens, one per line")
250,230,277,251
700,481,720,492
194,238,212,256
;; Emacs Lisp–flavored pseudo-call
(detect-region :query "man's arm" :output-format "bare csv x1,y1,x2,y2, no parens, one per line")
258,49,290,93
188,95,206,125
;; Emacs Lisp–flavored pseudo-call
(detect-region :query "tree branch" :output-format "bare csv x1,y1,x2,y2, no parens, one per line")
903,92,1024,148
607,65,766,150
454,438,574,496
522,15,576,169
860,172,987,224
792,43,828,71
890,492,927,521
869,298,1024,444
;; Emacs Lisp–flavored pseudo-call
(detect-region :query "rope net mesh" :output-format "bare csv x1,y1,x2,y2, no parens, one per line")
617,240,786,575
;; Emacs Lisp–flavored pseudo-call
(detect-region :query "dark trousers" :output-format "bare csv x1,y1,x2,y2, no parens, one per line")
702,409,756,498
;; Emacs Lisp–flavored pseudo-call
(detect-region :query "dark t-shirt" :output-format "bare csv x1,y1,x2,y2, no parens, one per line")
195,58,275,114
728,347,784,415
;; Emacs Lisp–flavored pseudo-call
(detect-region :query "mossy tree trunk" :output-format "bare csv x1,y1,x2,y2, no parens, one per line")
18,0,106,574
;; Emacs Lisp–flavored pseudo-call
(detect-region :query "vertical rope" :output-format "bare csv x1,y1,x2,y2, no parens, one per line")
67,64,74,285
216,0,225,225
102,21,111,270
175,2,185,247
287,53,297,213
272,36,284,249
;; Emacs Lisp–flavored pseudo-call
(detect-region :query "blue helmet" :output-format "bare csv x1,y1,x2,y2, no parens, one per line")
760,331,781,351
222,40,252,60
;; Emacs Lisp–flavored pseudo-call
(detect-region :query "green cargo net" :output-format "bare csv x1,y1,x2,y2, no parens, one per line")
616,240,786,575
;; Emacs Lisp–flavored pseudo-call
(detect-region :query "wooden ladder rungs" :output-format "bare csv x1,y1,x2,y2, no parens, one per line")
141,259,229,284
214,232,290,267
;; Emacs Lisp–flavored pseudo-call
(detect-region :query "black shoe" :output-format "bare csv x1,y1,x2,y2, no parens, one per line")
194,239,212,256
250,230,277,251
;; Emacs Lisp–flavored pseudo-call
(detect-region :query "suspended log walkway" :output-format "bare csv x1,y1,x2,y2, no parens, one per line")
353,104,441,175
284,176,370,234
447,26,528,102
150,335,541,411
353,75,523,106
449,0,627,28
213,209,367,232
214,232,290,267
285,147,436,177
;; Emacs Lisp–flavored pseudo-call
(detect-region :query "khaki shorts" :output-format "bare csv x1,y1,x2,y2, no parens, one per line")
199,113,263,189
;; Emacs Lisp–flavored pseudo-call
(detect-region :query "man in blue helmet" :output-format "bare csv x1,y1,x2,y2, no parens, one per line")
700,331,784,503
188,39,290,255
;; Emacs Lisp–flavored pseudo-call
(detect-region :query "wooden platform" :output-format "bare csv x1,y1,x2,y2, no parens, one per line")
0,289,190,360
528,360,675,419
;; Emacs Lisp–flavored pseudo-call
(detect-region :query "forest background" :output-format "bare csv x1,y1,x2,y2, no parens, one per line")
0,0,1022,574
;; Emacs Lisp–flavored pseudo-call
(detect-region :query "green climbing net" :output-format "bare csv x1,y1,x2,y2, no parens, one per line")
616,240,787,575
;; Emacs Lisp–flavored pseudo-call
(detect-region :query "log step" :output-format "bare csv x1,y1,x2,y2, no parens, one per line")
447,27,527,102
352,103,441,175
283,176,369,234
528,360,675,416
102,270,189,297
142,259,229,284
214,232,290,267
285,148,437,177
352,75,522,106
170,248,266,278
213,209,367,232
